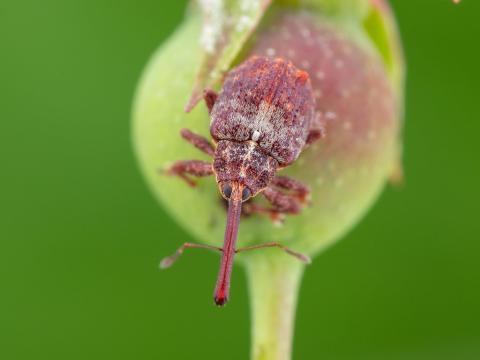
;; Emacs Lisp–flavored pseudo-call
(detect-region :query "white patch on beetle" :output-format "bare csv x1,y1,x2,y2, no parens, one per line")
239,141,257,178
218,99,307,163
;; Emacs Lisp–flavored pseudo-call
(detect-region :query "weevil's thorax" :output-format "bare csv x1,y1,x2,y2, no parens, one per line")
210,56,316,166
213,140,278,196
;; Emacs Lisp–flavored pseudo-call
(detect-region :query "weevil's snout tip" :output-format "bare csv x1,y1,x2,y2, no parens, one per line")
214,287,229,306
214,295,228,307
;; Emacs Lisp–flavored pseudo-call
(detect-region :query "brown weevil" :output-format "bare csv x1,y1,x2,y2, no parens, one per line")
161,56,324,306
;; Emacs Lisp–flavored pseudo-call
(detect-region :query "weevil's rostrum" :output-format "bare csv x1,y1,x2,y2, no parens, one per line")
162,56,323,306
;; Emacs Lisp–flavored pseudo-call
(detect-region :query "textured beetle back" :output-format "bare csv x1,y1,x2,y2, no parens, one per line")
210,56,316,166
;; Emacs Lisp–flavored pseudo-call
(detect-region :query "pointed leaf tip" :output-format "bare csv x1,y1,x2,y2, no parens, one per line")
186,0,273,112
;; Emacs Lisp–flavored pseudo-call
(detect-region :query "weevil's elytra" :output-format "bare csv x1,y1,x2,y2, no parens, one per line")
162,56,323,306
211,56,317,166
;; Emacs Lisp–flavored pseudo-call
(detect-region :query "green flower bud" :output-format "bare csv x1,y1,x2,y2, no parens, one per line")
132,0,403,258
132,0,404,358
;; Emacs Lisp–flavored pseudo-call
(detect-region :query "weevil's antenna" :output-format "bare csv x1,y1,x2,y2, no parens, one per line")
159,243,223,269
235,242,311,263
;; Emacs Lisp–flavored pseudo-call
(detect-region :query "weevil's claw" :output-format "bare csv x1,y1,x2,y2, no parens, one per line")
296,193,311,206
285,249,311,264
242,203,287,225
177,175,197,187
271,213,286,226
159,167,198,187
159,255,177,269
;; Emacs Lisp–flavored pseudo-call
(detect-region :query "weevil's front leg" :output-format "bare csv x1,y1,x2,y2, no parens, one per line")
306,111,325,145
165,160,213,187
262,187,303,215
271,176,311,203
242,202,286,225
236,242,311,264
306,128,323,145
203,88,218,114
180,128,215,156
160,243,223,269
243,186,307,224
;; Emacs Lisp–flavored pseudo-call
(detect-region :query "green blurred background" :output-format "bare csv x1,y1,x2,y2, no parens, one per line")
1,1,479,359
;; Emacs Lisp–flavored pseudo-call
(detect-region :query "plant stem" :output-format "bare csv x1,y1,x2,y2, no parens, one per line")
245,252,305,360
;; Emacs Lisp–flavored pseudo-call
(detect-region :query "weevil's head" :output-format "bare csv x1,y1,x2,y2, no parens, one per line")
213,140,278,201
212,139,279,307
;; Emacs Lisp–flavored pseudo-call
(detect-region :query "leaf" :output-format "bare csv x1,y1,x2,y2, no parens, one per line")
278,0,370,18
185,0,273,112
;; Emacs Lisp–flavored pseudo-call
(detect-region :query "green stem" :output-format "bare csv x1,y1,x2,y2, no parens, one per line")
245,253,305,360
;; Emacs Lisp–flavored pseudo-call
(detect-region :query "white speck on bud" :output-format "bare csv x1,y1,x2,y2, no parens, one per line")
236,0,261,32
325,111,337,120
301,60,310,69
266,47,276,57
236,15,253,32
199,0,225,53
315,71,325,80
241,0,261,12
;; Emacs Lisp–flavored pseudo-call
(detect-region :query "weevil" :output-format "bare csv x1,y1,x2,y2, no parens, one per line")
161,56,324,306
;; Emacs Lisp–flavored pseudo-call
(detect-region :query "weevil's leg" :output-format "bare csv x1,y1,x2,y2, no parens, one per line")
242,202,286,225
236,242,311,264
164,160,213,187
160,243,223,269
203,88,218,114
243,184,307,224
262,187,303,215
180,128,215,156
271,176,311,203
306,128,323,144
306,112,325,145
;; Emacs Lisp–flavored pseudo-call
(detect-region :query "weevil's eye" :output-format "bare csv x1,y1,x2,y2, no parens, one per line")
242,188,251,201
222,184,232,199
